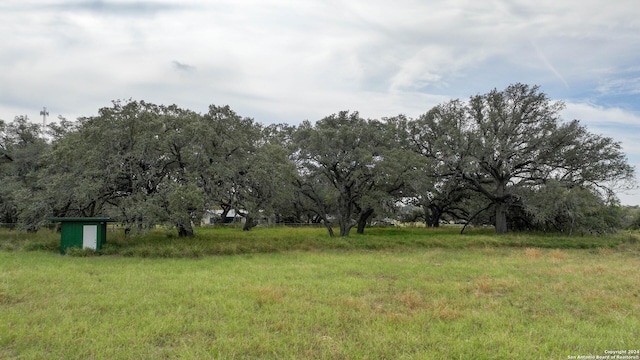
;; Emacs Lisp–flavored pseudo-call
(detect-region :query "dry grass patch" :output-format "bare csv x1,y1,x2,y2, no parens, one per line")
549,249,567,260
431,298,462,320
596,248,614,256
340,296,368,312
475,275,493,294
398,290,427,310
474,275,520,297
250,286,286,307
524,247,542,259
545,265,579,276
582,265,607,275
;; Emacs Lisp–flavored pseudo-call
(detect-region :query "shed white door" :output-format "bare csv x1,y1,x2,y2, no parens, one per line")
83,225,98,250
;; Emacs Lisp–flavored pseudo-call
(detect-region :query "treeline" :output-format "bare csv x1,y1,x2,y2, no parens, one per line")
0,84,635,236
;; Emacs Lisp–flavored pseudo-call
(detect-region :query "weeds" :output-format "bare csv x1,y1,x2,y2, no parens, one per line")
2,226,639,258
66,247,98,257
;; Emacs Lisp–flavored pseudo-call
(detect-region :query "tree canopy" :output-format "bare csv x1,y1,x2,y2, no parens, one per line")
0,84,634,236
410,84,634,233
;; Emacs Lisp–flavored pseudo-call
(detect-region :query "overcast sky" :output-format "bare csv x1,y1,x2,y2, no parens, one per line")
1,0,639,204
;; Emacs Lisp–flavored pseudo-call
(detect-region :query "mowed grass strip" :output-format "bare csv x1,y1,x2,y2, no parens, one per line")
1,246,639,359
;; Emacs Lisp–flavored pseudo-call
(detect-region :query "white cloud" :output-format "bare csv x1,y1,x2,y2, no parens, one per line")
1,1,639,131
562,102,640,205
563,102,640,132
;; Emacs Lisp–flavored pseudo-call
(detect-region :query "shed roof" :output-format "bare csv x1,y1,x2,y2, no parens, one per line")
50,217,115,223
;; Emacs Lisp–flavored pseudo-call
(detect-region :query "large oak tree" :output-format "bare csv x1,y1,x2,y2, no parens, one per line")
412,83,634,234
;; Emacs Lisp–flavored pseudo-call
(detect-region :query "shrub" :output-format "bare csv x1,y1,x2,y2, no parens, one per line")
66,247,98,257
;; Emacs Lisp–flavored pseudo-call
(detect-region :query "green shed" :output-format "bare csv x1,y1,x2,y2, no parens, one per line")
49,217,114,254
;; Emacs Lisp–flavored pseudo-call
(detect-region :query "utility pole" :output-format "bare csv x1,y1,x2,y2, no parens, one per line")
40,107,49,128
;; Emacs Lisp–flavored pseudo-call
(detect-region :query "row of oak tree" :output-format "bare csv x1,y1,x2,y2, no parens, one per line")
0,84,635,236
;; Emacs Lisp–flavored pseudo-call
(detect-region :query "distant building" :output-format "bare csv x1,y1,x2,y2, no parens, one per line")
201,209,245,225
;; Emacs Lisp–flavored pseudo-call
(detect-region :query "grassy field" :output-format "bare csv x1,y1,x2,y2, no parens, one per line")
1,226,639,359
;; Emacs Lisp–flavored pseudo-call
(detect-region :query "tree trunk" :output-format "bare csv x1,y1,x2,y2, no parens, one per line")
339,219,351,237
243,215,254,231
177,222,194,237
356,208,374,234
323,220,335,237
337,197,353,237
220,205,231,223
495,202,508,234
427,205,442,228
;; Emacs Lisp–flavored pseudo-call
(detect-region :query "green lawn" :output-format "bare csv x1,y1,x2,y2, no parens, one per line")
1,227,639,359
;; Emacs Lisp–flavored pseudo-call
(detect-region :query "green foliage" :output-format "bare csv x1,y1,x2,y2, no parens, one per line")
0,116,51,230
292,112,416,236
1,84,635,239
410,84,635,234
521,182,624,234
624,207,640,230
